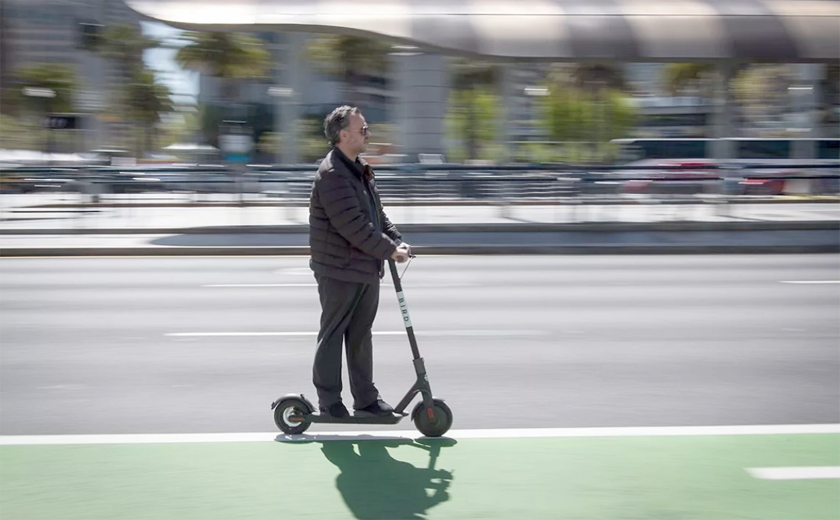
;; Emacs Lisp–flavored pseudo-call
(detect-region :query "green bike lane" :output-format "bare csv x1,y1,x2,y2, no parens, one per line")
1,428,838,520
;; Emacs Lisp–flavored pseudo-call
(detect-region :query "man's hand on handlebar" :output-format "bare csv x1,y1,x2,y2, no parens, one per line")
391,243,413,263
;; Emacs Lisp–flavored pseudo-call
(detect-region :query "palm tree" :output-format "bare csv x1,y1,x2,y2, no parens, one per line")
14,64,76,114
174,31,271,151
99,23,159,77
14,64,77,151
449,59,499,92
662,63,744,144
92,23,162,151
305,35,390,107
568,63,626,94
662,63,717,98
175,31,271,104
124,68,174,154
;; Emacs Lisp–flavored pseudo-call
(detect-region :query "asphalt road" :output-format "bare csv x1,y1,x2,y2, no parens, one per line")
1,255,838,435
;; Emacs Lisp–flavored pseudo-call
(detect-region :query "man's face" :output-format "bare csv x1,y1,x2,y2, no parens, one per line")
340,112,369,156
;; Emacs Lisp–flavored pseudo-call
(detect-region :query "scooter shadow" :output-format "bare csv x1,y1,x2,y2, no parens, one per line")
309,437,456,520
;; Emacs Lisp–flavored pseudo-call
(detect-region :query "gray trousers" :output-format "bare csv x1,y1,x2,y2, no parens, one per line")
313,274,381,410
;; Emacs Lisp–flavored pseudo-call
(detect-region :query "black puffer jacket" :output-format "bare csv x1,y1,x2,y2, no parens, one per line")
309,148,402,284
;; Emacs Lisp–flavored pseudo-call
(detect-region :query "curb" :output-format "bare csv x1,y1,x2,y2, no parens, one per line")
2,244,837,257
1,221,837,235
18,197,840,209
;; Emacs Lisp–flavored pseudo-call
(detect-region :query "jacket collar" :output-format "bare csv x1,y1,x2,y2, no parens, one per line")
332,147,369,180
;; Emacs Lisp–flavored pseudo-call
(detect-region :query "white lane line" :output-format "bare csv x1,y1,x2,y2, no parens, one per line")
169,332,315,337
1,424,837,446
780,280,840,284
165,330,546,338
274,268,311,275
203,284,318,287
202,283,469,288
0,433,275,445
747,467,840,480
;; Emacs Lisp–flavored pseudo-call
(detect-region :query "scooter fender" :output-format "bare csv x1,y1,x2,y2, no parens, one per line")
411,397,445,420
270,393,314,413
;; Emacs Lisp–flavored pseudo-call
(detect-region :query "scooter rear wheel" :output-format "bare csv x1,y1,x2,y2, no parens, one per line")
274,398,312,435
412,399,453,437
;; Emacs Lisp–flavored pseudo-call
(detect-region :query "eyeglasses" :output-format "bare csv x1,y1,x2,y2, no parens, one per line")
360,125,370,136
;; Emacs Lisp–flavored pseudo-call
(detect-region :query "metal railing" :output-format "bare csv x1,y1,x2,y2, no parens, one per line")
1,162,838,205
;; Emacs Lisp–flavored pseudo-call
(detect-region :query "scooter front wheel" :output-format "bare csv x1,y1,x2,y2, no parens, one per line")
412,399,453,437
274,397,312,435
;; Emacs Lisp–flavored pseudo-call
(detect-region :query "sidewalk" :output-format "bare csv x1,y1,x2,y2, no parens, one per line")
1,194,837,256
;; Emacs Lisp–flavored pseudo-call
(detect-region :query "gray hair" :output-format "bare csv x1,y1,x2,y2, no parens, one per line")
324,105,359,147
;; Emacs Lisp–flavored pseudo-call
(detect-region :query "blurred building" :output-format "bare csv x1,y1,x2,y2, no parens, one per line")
0,0,140,150
197,32,401,157
505,64,549,144
630,96,712,138
0,1,11,116
198,33,396,123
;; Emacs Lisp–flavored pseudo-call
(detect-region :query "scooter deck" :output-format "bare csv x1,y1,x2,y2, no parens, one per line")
306,411,406,425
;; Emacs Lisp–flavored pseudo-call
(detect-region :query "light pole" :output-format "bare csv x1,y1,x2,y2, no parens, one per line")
268,85,293,165
524,86,548,163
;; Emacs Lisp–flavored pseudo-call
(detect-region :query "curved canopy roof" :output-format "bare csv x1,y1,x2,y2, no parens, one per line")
127,0,840,62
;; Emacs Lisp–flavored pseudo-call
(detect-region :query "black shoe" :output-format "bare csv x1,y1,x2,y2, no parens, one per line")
320,402,350,419
358,398,394,416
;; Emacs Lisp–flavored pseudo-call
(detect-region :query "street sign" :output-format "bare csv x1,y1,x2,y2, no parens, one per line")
42,115,79,130
219,134,253,154
219,133,253,163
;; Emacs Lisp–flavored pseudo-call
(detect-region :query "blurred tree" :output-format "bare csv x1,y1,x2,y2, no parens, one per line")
444,88,502,163
450,59,500,91
538,64,635,162
568,63,627,94
305,35,391,107
175,31,272,101
662,63,716,97
0,114,38,149
662,63,751,143
604,90,637,141
157,108,200,149
95,23,166,151
13,64,77,151
732,64,794,135
540,82,635,163
368,122,400,143
123,69,174,155
257,131,283,160
14,64,77,115
447,59,502,161
542,85,585,143
99,23,159,76
175,31,271,147
297,116,331,163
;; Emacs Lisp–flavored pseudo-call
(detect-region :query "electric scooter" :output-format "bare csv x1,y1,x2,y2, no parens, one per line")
271,256,453,437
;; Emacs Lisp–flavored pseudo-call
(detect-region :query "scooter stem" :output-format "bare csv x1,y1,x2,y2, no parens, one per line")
388,258,422,361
